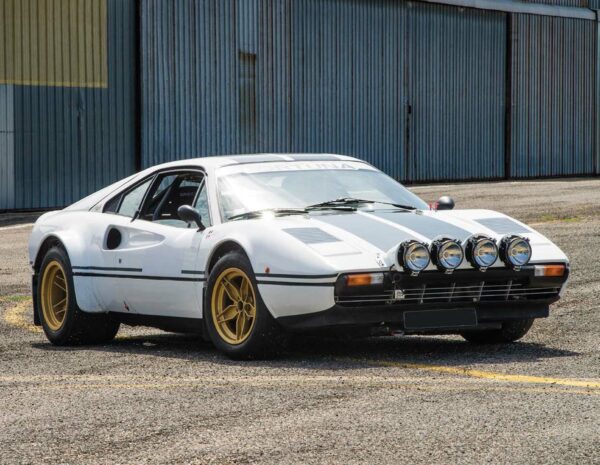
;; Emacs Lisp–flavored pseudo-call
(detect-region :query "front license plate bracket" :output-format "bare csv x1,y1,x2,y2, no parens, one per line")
403,308,477,330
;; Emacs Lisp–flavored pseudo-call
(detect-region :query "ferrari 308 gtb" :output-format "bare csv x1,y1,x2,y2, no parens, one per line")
29,154,569,358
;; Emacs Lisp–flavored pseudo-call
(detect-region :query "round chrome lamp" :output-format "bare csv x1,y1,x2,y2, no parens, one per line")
466,235,498,271
500,235,532,270
397,240,431,275
431,238,464,273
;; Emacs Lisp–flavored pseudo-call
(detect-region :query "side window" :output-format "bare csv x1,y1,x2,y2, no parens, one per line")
193,181,211,227
115,178,153,218
142,174,178,220
138,171,206,227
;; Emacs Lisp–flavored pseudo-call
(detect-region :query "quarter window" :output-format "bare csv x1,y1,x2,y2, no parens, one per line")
104,178,153,218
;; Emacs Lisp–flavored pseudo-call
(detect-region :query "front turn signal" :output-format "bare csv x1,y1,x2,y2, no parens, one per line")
345,273,384,287
534,264,566,277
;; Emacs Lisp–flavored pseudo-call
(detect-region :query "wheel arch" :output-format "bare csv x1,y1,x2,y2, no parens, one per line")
33,235,67,273
32,235,68,326
32,231,102,314
205,239,250,276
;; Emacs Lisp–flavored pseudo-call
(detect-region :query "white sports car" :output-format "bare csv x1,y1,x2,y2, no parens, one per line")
29,154,569,359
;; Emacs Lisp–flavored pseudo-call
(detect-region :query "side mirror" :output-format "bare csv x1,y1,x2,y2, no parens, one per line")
436,196,455,211
177,205,205,231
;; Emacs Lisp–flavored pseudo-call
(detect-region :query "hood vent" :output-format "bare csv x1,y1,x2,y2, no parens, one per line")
283,227,341,244
475,218,530,234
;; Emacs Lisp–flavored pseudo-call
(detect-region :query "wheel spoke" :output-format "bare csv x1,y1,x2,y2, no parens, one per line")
240,278,250,301
55,307,67,317
235,313,247,340
246,304,256,319
53,297,67,310
216,304,238,323
53,279,66,292
221,278,241,302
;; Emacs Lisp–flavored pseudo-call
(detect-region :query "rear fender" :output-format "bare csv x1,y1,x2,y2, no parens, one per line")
33,230,103,313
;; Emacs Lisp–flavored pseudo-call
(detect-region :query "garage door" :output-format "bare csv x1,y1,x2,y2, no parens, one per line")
407,3,506,181
290,0,507,182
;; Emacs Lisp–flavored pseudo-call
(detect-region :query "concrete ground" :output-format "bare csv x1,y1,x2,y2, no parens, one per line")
0,178,598,465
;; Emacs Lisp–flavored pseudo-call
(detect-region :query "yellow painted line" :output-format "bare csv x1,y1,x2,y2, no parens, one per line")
0,374,597,396
0,296,146,339
31,384,597,396
357,359,600,390
2,297,42,334
2,298,597,393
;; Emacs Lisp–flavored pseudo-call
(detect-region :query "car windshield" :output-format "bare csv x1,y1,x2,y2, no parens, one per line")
216,160,429,221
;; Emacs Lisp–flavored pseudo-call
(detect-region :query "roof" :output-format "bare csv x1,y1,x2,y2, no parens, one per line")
155,153,361,171
66,154,367,212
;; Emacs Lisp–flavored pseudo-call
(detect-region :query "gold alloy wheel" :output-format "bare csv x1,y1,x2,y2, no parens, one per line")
40,260,69,331
211,268,257,345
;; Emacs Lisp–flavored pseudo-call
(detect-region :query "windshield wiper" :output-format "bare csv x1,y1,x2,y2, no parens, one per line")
228,208,308,221
306,197,416,211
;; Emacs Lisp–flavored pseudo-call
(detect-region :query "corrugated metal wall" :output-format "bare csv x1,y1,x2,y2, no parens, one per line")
0,0,135,210
2,0,599,210
408,3,506,181
141,0,292,167
510,14,596,177
523,0,589,6
142,0,507,182
0,86,15,209
289,0,407,179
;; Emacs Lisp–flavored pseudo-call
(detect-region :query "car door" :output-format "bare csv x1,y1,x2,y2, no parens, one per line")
98,170,210,318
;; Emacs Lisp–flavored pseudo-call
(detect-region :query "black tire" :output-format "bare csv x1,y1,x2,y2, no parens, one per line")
37,246,120,345
461,319,534,344
205,251,285,360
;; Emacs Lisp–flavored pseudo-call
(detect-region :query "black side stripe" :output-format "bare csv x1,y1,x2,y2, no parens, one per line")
73,272,205,282
255,272,337,279
256,280,334,287
181,270,205,275
72,266,143,272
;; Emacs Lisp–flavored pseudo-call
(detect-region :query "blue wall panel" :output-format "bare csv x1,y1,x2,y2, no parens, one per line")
408,3,507,181
141,0,293,167
5,0,136,210
511,14,596,177
142,0,508,182
289,0,407,179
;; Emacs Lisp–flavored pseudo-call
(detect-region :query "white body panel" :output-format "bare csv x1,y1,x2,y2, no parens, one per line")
29,154,569,322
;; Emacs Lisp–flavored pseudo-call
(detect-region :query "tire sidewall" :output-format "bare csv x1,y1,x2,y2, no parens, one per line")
205,251,280,358
37,247,79,344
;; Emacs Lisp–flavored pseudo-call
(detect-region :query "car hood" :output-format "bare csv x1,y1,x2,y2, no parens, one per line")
228,208,568,274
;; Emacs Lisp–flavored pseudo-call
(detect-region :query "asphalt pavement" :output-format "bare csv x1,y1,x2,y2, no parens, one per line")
0,178,598,465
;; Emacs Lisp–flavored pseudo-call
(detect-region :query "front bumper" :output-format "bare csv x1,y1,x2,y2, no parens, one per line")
277,300,550,332
277,265,567,333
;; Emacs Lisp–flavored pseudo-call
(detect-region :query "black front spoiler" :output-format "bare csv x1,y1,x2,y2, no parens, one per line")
277,300,551,333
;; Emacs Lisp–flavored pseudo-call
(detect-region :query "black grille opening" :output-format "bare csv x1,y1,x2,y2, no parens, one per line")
335,272,561,308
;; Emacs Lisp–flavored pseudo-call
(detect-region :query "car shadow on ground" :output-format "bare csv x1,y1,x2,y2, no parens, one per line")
31,330,580,369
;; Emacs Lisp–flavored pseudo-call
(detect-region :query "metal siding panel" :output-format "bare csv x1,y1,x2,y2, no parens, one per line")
289,0,407,179
6,0,135,210
141,0,293,167
522,0,589,7
408,3,506,181
141,0,408,175
511,14,596,177
140,0,597,182
0,85,15,210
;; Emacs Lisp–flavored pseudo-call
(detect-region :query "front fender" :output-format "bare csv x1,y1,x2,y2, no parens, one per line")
199,222,336,278
198,222,338,318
